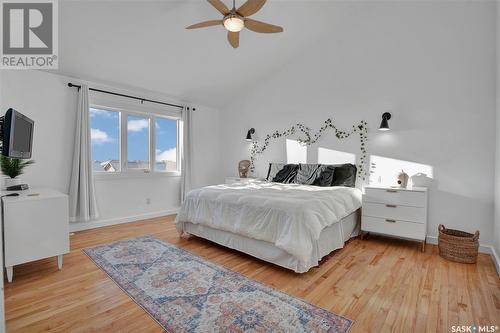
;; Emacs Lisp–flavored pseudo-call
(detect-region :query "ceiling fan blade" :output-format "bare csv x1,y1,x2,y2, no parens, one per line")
245,18,283,33
186,20,222,29
207,0,230,15
228,31,239,48
237,0,266,17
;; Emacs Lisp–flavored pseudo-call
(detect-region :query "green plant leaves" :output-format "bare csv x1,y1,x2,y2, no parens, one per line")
0,156,35,179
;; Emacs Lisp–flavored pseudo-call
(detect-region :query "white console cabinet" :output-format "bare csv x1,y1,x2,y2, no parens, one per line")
0,213,4,333
1,188,69,283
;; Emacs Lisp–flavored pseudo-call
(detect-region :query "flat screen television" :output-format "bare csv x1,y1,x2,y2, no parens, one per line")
2,108,34,159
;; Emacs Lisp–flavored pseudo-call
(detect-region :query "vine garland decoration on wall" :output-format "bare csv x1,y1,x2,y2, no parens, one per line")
249,118,369,180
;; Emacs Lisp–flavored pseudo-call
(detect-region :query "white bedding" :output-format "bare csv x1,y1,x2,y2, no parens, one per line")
175,181,362,265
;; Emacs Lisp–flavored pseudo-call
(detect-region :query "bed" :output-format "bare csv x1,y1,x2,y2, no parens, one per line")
175,163,362,273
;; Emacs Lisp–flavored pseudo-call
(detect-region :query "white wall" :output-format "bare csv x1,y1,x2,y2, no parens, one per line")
494,1,500,268
221,1,496,247
0,70,77,193
0,70,223,227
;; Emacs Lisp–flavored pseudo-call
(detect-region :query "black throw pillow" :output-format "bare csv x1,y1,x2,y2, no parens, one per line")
272,164,299,183
331,164,357,187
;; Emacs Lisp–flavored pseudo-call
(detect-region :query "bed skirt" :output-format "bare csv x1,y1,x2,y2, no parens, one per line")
177,209,360,273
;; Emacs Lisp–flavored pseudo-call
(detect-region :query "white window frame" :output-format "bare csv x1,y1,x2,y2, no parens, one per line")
90,103,181,179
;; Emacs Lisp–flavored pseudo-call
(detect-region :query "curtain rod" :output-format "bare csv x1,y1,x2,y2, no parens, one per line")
67,83,193,110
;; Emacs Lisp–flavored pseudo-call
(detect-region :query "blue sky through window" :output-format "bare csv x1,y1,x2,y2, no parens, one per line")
90,107,178,172
155,117,177,162
127,115,149,166
90,108,119,162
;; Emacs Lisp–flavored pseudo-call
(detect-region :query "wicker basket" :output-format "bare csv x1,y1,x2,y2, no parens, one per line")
438,224,479,264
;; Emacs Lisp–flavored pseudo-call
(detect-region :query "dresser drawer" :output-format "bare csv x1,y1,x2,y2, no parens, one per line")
364,188,426,207
362,202,426,224
361,216,426,240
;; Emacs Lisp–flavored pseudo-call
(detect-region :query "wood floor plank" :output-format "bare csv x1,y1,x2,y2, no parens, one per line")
4,216,500,333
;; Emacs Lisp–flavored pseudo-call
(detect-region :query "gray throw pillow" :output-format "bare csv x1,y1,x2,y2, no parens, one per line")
295,164,323,185
266,163,285,182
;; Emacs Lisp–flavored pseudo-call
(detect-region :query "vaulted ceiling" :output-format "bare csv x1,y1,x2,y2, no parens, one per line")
55,1,363,108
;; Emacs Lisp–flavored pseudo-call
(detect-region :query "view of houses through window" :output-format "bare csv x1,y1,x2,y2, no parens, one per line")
90,107,179,173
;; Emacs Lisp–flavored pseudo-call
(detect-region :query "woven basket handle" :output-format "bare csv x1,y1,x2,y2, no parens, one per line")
438,224,445,232
473,230,480,241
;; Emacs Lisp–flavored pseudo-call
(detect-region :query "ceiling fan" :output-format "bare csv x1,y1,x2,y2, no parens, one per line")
186,0,283,48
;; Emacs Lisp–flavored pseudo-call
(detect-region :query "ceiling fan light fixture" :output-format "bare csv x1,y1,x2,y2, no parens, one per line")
223,15,244,32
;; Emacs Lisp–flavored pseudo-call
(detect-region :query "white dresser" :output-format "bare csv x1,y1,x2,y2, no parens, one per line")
1,188,69,282
361,186,428,251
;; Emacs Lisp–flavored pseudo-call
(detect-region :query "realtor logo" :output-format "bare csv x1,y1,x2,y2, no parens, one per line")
1,0,58,68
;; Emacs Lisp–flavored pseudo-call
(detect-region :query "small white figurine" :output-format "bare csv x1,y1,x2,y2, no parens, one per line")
398,170,409,188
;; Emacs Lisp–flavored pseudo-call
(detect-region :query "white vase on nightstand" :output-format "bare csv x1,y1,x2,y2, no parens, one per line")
4,177,21,189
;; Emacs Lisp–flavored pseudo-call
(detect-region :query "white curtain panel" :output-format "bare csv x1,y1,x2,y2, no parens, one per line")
181,106,193,202
69,84,99,222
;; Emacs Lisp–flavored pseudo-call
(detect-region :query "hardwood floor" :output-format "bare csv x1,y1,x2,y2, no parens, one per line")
4,216,500,333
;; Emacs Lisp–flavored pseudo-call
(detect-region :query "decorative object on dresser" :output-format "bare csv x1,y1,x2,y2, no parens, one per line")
238,159,251,177
397,170,409,188
84,236,353,332
1,188,69,282
361,186,428,251
438,224,479,263
411,172,433,187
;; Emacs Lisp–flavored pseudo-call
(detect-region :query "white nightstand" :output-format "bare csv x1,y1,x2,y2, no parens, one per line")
1,188,70,282
361,186,428,251
225,177,259,185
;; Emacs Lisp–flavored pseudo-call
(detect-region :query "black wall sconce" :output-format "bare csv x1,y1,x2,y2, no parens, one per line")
245,128,255,141
379,112,391,131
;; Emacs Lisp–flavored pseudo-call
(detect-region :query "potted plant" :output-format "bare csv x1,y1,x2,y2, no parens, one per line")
0,156,34,188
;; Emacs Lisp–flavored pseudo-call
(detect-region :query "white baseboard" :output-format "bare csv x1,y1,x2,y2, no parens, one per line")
426,235,500,276
491,246,500,276
69,208,180,232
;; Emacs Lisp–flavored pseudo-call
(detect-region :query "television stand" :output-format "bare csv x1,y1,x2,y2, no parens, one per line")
1,187,69,282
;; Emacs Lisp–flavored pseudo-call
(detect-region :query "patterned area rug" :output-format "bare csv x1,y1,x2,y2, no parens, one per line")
84,236,353,333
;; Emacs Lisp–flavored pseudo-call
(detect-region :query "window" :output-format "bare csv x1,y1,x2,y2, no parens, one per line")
127,115,150,170
155,117,178,172
90,108,120,172
90,106,180,174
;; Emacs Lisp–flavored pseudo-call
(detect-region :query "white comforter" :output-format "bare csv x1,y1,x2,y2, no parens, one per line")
175,181,362,264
